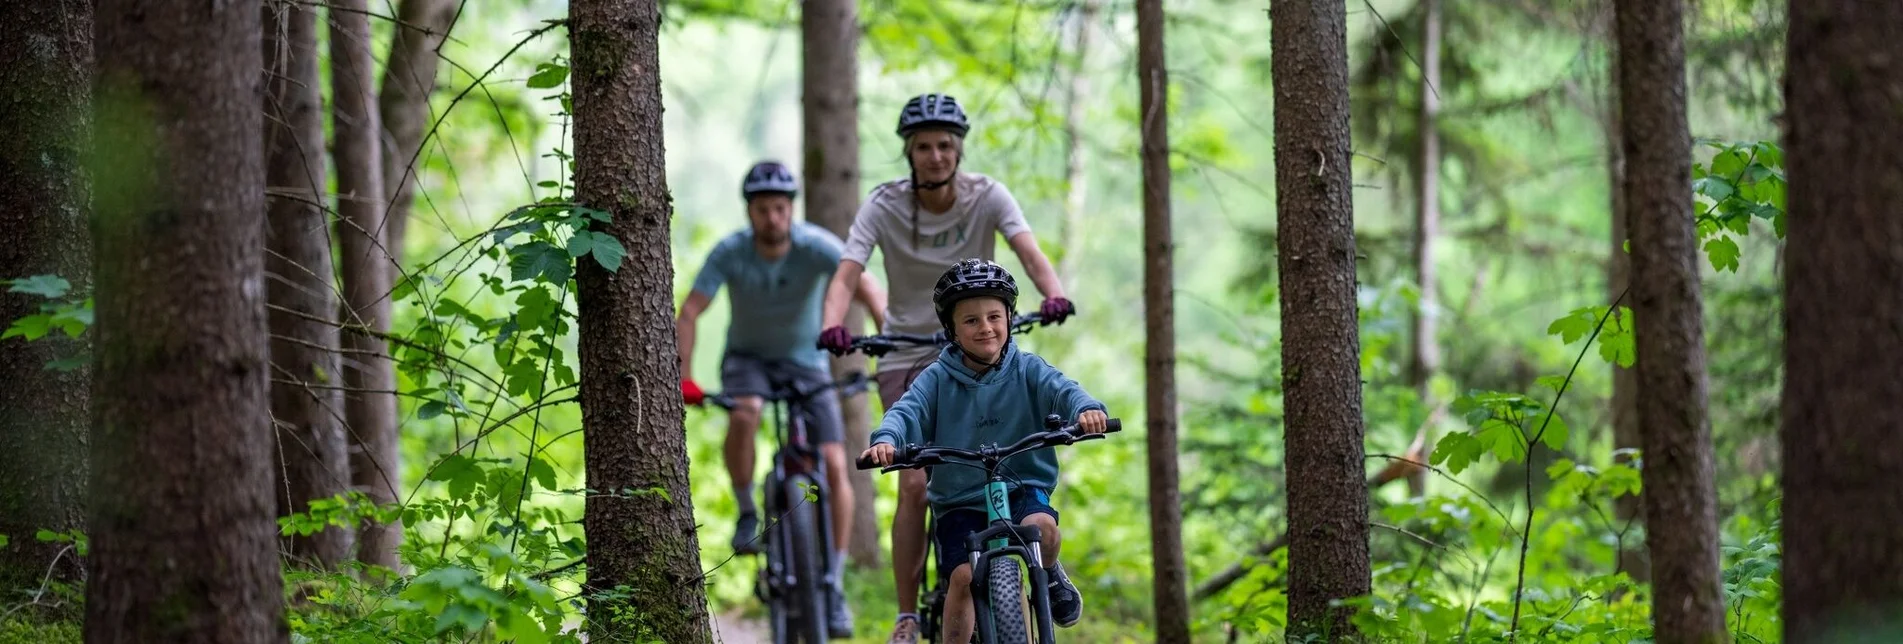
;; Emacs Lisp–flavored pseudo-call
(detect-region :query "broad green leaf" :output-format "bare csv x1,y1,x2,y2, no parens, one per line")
1546,308,1595,344
1711,148,1748,177
526,62,569,89
1694,176,1736,204
1545,458,1578,481
527,457,558,491
1430,432,1482,474
516,287,558,330
590,233,627,272
1534,375,1569,393
565,230,595,258
7,275,70,298
418,400,448,420
508,241,573,285
1599,328,1637,368
3,313,54,340
1476,418,1527,464
1705,236,1741,272
1533,411,1569,451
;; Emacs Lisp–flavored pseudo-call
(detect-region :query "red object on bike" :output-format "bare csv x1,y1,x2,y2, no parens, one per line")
817,325,853,354
1040,297,1075,323
681,378,705,405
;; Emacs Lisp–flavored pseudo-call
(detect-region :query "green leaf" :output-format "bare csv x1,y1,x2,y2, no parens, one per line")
508,241,573,285
1534,375,1569,393
1546,308,1595,345
418,400,448,420
7,275,70,299
1705,236,1741,272
526,62,569,89
1545,458,1578,481
1476,418,1528,464
1694,176,1736,204
516,287,558,330
3,313,55,340
1533,411,1569,451
527,457,558,491
1711,148,1748,177
590,234,627,272
505,356,546,397
565,230,595,258
1599,328,1637,368
1430,432,1483,475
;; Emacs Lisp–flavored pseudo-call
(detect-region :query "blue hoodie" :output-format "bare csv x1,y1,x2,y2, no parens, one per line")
869,337,1106,512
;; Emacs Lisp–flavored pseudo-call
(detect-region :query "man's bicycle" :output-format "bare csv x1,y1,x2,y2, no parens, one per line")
840,310,1056,642
856,415,1121,644
699,371,871,643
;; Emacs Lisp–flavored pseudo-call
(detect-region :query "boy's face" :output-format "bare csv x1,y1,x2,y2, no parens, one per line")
951,296,1009,363
745,194,793,245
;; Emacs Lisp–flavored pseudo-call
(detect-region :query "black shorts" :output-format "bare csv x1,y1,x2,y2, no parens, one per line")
931,486,1059,577
720,353,843,444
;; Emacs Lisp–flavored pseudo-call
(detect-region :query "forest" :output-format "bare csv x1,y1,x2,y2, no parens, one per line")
0,0,1896,642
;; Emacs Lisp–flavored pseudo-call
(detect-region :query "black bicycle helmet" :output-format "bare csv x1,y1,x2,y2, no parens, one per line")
896,93,971,138
740,160,799,200
932,258,1019,331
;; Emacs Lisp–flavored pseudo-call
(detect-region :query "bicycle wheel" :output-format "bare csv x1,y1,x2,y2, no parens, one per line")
784,476,832,643
984,556,1032,644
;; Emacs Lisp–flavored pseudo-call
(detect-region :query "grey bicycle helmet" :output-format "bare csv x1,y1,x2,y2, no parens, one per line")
740,161,799,200
932,258,1018,331
896,93,971,138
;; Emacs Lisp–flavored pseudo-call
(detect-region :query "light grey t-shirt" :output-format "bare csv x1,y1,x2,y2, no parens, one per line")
842,171,1032,375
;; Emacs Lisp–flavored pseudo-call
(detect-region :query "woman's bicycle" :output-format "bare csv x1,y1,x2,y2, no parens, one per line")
699,371,871,643
840,310,1060,643
856,415,1121,644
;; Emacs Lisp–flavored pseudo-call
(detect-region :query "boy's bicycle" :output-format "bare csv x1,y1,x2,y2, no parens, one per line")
841,310,1056,641
699,371,871,643
856,415,1121,644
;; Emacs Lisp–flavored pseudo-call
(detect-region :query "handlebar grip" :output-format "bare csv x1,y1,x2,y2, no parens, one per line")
855,453,881,470
1106,418,1122,433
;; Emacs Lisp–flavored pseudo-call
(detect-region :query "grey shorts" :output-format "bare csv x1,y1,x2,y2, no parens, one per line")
721,353,844,445
874,368,927,413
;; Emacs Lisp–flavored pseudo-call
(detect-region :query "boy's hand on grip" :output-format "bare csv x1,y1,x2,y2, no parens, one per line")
1077,409,1109,434
861,443,896,466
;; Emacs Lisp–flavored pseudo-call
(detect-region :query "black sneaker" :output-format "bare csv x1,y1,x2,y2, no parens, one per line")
731,512,763,555
827,583,855,638
1045,562,1082,627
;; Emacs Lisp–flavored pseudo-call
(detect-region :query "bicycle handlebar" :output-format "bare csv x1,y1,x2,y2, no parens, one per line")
842,312,1051,358
699,370,872,411
854,417,1122,472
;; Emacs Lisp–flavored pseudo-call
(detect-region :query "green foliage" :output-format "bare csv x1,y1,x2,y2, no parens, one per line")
1692,139,1787,272
1,275,91,371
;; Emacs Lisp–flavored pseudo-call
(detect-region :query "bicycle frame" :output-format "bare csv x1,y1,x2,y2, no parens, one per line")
703,371,870,643
858,415,1122,643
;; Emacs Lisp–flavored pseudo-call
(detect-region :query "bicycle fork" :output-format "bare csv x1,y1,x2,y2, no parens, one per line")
966,475,1057,643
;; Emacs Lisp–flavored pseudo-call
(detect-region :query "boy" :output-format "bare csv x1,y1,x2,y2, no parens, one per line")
860,259,1107,643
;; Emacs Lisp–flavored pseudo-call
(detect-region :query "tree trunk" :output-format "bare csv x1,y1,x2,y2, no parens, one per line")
0,0,92,590
331,0,403,573
85,1,287,640
1602,36,1648,585
264,0,354,569
1615,0,1728,639
799,0,880,569
1404,0,1442,500
1270,0,1371,637
379,0,457,267
1136,0,1189,641
1782,2,1903,640
571,0,714,640
1057,0,1098,290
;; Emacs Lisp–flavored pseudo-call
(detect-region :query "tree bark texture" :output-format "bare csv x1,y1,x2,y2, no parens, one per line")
264,0,353,568
799,0,881,569
1782,2,1903,640
379,0,457,267
1057,0,1098,290
1136,0,1190,641
1405,0,1442,499
1270,0,1371,638
1615,0,1728,639
330,0,403,572
1602,38,1648,584
571,0,714,640
85,1,287,641
0,0,92,590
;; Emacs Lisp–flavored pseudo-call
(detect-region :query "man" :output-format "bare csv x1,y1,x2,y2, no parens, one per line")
815,93,1075,644
677,160,886,637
